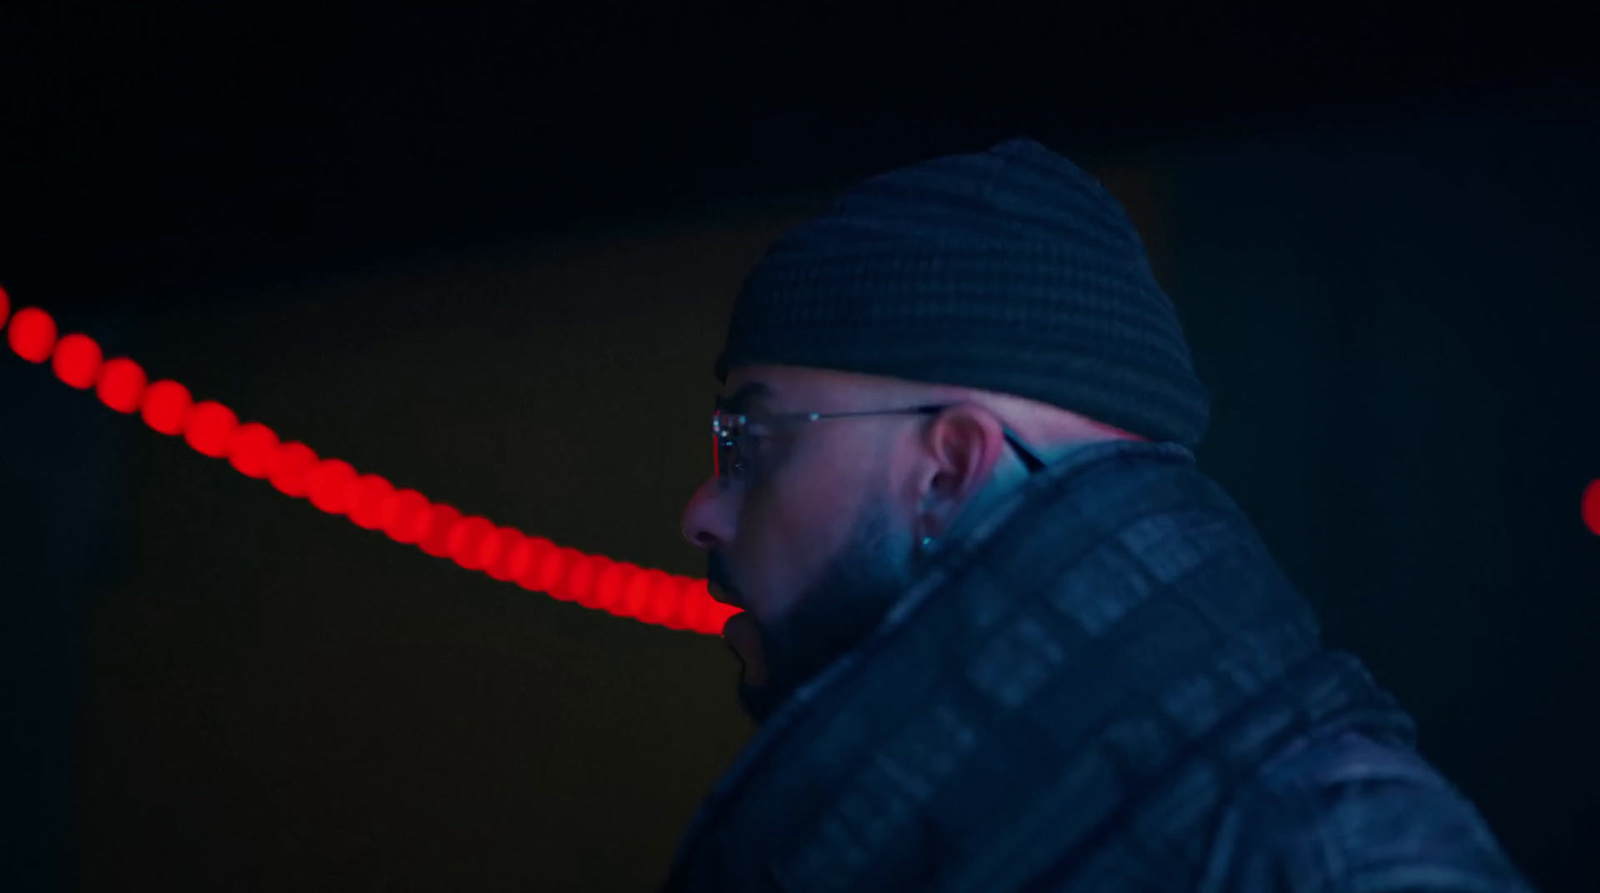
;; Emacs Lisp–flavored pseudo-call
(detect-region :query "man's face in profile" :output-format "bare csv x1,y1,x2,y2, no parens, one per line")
680,366,919,723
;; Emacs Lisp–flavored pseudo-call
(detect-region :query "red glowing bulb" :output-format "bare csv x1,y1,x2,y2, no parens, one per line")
587,560,620,610
7,307,58,363
635,574,672,626
500,537,534,580
502,535,551,583
620,562,653,613
565,553,607,607
270,442,319,497
184,401,239,458
1583,480,1600,537
665,576,710,633
228,422,280,478
380,489,431,544
482,527,527,581
4,296,725,635
471,524,513,572
620,569,659,621
140,380,193,435
657,575,695,629
51,333,103,389
656,579,688,630
419,504,464,558
511,538,557,589
348,474,397,530
686,578,733,634
96,358,147,413
521,545,575,597
608,562,647,613
446,516,496,570
306,459,358,514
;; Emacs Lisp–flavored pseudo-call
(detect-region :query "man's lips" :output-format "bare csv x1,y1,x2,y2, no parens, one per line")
721,612,767,687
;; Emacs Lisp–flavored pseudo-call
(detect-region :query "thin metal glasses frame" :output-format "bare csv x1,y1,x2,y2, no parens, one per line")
711,403,1046,484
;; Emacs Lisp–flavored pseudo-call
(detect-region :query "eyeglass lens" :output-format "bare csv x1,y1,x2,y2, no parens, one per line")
712,413,741,481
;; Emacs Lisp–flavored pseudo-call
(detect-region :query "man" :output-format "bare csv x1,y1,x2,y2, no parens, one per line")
665,139,1533,892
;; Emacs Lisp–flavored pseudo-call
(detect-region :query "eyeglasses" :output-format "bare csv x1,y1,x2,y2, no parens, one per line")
711,403,1046,485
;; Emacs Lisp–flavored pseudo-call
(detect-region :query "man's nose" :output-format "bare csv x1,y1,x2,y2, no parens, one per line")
680,476,733,551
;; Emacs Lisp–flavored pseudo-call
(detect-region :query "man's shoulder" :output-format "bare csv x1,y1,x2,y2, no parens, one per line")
1202,729,1535,893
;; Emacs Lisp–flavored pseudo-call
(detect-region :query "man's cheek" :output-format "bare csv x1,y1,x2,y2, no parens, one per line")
741,513,804,616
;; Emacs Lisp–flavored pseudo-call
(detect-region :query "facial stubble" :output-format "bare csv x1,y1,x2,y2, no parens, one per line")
735,497,916,723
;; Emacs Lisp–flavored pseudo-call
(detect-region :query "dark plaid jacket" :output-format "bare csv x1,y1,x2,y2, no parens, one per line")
663,440,1533,893
1203,726,1531,892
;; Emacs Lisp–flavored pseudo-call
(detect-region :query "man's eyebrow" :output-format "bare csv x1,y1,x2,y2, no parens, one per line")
715,381,774,413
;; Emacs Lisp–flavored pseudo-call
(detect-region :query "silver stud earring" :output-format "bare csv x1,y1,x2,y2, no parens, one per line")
919,535,937,553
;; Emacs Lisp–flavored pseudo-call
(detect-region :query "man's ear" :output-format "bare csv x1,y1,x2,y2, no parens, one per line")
918,403,1011,534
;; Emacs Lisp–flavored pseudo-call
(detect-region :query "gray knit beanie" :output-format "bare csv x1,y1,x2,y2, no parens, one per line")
714,137,1210,450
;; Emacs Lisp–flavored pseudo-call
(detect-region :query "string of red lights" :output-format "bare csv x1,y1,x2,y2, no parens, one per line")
0,285,734,635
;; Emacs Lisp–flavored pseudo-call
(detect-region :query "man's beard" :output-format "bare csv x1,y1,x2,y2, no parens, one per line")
732,499,916,724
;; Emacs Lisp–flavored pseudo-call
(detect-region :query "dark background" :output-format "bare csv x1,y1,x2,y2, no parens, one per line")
3,3,1597,891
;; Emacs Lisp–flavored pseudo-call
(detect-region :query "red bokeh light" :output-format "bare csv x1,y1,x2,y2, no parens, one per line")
675,578,718,632
502,536,552,583
685,578,732,634
500,537,534,579
184,401,239,458
671,581,695,625
615,563,652,613
564,553,606,607
228,422,280,479
347,474,397,530
471,525,513,573
1583,480,1600,537
7,307,58,363
620,569,659,621
591,560,628,611
306,459,358,514
656,582,686,631
446,516,496,570
419,504,464,558
96,358,147,413
51,333,103,389
627,569,665,627
482,527,527,581
5,296,721,635
270,442,319,497
520,545,574,597
140,380,193,436
380,489,431,544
